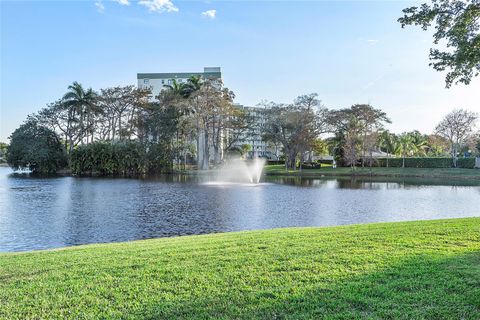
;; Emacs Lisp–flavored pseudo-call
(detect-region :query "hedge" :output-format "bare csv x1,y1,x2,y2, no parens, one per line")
373,157,476,169
267,160,285,166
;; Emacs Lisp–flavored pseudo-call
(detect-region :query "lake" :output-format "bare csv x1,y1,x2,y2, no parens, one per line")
0,166,479,252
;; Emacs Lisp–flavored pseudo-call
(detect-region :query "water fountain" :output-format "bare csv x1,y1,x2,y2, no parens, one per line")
206,157,266,185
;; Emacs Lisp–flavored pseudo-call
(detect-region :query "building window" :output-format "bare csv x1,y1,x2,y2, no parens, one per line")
161,80,165,84
143,79,149,84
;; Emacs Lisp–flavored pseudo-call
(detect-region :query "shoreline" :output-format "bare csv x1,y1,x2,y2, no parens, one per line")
3,165,480,181
264,166,480,181
1,216,478,255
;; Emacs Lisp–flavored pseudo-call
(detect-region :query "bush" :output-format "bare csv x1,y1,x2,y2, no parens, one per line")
301,162,321,169
317,159,334,165
70,141,172,176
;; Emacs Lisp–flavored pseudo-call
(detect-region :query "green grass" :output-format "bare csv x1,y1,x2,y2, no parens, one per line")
1,218,480,319
265,164,480,180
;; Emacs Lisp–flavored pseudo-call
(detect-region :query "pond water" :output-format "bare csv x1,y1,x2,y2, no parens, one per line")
0,166,479,252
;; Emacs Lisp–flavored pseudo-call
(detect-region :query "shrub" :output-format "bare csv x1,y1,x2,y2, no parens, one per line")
300,162,321,169
70,141,172,176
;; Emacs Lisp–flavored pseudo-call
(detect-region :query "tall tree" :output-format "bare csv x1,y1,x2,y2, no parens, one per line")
185,79,236,168
262,96,325,170
327,104,391,167
37,100,82,154
396,133,417,168
435,108,478,167
378,130,397,167
398,0,480,87
223,108,256,156
98,86,149,142
62,82,99,146
342,117,362,170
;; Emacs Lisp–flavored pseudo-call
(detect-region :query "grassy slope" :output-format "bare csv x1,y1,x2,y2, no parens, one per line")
265,164,480,179
1,218,480,319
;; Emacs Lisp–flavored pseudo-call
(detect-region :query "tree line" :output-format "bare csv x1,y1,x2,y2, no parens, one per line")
5,77,255,174
4,80,479,174
261,94,479,170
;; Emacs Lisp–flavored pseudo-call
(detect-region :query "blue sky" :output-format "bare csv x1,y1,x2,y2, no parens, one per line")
1,0,478,141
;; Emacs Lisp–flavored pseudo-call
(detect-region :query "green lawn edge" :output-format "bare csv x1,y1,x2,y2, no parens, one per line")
1,217,480,319
264,165,480,180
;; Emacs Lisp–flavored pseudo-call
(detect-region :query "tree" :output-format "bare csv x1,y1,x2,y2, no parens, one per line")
342,117,362,170
349,104,391,167
240,144,252,158
223,108,256,156
37,100,81,154
435,109,478,167
327,104,390,167
262,96,325,170
310,138,329,161
98,86,149,142
427,134,450,156
62,82,99,145
396,133,416,168
378,130,397,167
183,75,203,97
406,130,429,156
162,78,187,97
7,119,68,174
398,0,480,87
0,142,8,163
187,79,235,169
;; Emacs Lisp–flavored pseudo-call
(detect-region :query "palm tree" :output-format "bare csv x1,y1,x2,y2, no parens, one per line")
408,131,429,156
378,130,396,167
183,75,203,97
163,79,186,97
183,75,204,168
396,133,416,168
63,82,98,149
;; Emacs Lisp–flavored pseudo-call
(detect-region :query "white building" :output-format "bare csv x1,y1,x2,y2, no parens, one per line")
232,104,278,160
137,67,222,98
136,67,277,162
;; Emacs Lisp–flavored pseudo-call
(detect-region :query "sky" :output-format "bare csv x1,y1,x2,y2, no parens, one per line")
0,0,479,142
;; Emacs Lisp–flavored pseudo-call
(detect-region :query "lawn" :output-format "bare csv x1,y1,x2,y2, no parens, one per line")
1,218,479,319
265,164,480,180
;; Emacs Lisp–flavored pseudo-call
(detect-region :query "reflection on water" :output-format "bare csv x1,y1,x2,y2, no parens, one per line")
267,176,480,188
0,167,479,252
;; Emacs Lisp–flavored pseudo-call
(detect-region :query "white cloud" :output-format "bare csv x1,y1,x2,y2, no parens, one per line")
94,1,105,13
201,9,216,19
138,0,179,13
367,39,379,44
114,0,130,5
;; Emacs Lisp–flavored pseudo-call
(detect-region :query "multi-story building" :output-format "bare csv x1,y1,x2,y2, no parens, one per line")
136,67,278,162
232,104,278,160
137,67,222,98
